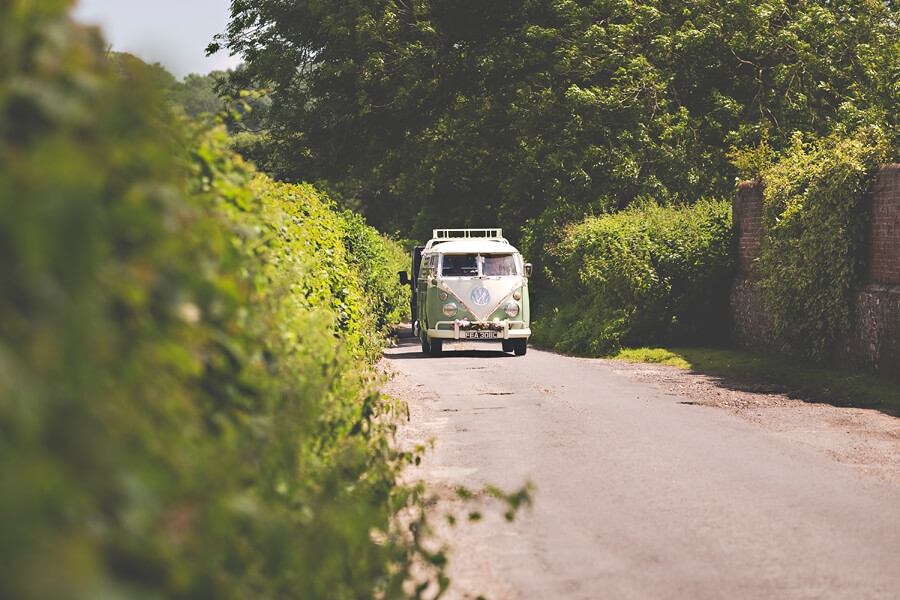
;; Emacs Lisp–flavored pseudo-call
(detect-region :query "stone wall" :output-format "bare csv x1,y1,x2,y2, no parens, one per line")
731,165,900,377
836,285,900,373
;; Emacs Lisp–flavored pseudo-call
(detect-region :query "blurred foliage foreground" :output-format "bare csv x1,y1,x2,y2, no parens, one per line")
0,4,465,599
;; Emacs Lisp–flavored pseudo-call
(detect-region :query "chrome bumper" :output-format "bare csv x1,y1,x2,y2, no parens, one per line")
428,320,531,340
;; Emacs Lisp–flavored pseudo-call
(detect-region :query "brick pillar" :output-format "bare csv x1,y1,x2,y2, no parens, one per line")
730,181,783,354
866,165,900,285
733,181,764,276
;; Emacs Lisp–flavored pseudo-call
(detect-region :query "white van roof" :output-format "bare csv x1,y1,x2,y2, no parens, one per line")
424,228,517,254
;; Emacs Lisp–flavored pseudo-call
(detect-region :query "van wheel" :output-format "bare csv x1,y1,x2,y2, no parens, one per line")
501,340,513,353
420,335,430,355
429,338,443,357
513,339,527,356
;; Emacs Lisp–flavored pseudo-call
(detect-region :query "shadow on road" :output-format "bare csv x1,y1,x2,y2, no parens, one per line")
681,368,900,417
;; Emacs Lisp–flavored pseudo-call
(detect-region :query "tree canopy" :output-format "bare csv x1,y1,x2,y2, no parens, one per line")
212,0,900,239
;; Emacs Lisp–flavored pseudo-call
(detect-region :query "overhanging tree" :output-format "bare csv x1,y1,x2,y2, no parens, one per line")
211,0,900,239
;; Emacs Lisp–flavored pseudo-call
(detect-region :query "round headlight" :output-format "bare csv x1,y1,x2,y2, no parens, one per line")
442,302,458,317
504,302,520,317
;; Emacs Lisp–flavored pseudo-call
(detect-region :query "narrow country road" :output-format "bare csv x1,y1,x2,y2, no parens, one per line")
383,328,900,599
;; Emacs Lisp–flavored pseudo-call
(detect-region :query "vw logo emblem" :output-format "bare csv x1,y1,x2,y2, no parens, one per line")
471,287,491,306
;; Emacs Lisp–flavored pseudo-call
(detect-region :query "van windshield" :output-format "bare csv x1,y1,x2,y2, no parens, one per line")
441,253,519,277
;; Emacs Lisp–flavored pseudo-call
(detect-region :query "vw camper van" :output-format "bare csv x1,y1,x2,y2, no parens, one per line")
399,229,532,357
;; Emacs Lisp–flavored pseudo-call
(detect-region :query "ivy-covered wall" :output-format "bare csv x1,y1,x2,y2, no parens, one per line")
731,165,900,376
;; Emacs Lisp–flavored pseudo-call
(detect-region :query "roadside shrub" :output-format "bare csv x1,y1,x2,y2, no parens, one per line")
534,201,734,355
756,128,887,359
0,4,426,599
240,177,410,362
340,210,411,340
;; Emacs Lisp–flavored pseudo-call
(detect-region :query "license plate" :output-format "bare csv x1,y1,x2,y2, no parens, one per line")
463,330,499,339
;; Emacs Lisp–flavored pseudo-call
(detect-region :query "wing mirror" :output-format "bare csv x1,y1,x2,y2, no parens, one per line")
524,263,533,278
399,271,410,285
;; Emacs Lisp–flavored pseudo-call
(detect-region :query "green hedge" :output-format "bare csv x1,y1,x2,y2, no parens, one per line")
246,175,410,361
0,4,423,599
340,210,412,345
533,201,734,355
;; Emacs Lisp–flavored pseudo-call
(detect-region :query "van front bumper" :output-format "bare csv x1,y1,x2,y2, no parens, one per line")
428,320,531,340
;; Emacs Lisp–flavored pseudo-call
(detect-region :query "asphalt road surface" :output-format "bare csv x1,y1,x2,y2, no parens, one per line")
383,329,900,599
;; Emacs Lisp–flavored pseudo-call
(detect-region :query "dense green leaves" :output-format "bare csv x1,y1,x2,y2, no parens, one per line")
341,210,412,337
0,3,428,598
533,201,734,355
215,0,900,238
755,128,887,359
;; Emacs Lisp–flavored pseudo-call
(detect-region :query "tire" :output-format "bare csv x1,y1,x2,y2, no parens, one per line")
513,338,527,356
501,340,514,353
429,338,443,357
421,334,430,355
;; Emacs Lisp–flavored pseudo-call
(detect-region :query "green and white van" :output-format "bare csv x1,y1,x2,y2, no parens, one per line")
399,229,532,357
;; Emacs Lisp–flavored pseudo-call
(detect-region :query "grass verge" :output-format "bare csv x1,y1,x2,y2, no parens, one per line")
612,346,900,415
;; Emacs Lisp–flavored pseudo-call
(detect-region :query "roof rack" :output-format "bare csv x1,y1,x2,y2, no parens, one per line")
431,228,504,240
423,228,510,252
